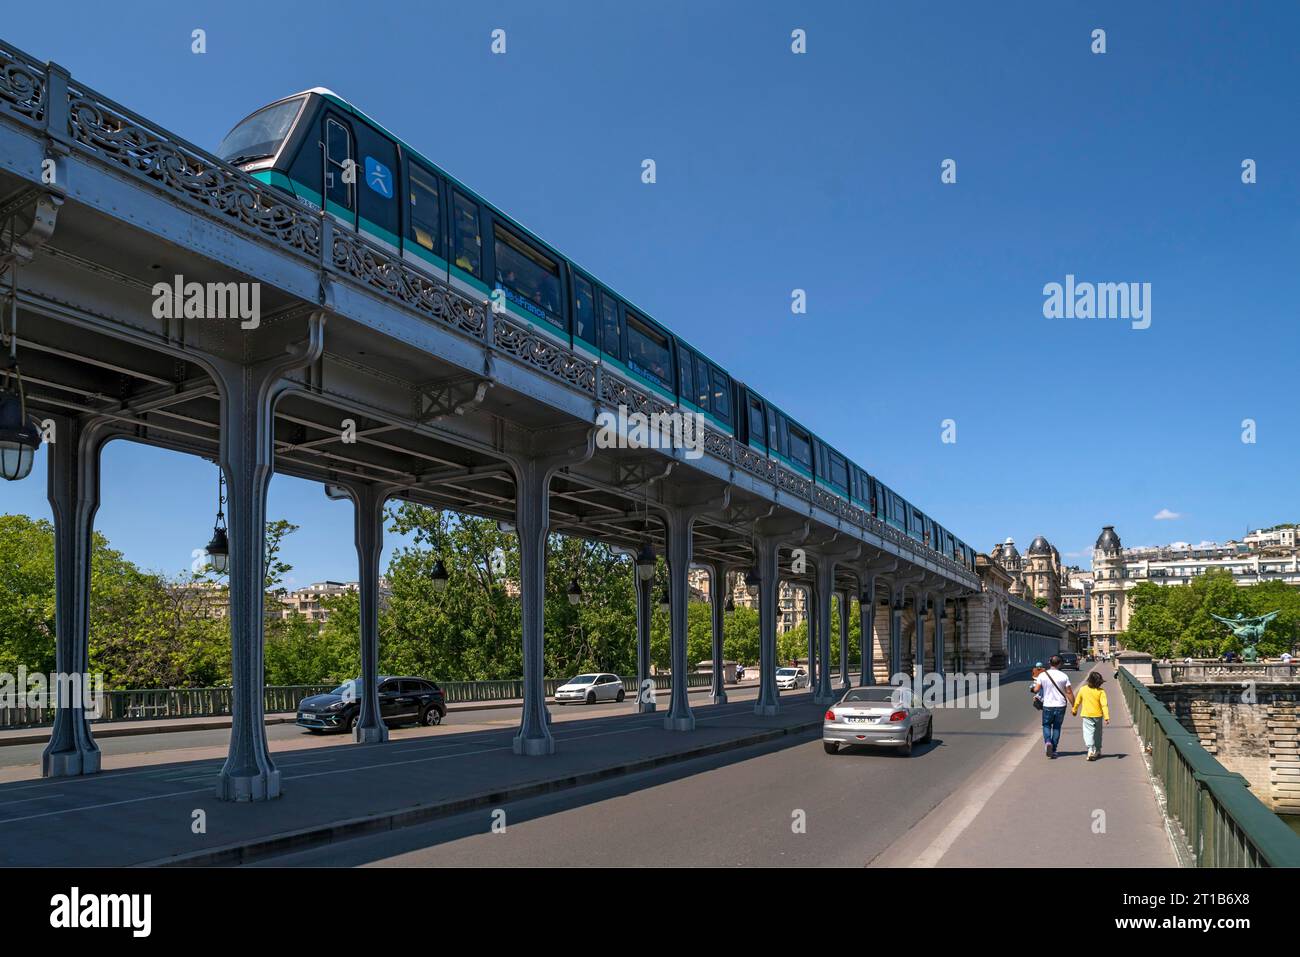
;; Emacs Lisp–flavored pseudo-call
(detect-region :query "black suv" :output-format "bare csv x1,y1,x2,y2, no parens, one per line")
296,676,447,733
1057,653,1080,671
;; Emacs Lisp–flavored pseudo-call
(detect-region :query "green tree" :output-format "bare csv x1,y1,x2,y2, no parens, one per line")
1123,571,1299,658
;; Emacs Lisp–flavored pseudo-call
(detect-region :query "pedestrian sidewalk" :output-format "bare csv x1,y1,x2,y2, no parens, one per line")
0,693,824,866
874,668,1178,867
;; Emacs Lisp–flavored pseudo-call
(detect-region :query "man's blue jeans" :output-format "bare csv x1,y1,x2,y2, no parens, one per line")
1042,706,1066,751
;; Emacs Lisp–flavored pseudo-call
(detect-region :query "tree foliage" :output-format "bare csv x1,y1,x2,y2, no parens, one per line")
1123,571,1300,658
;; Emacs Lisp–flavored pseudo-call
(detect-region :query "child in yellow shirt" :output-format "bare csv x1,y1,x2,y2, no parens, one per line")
1072,671,1110,761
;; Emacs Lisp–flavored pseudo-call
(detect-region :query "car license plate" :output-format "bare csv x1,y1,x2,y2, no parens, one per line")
845,715,874,724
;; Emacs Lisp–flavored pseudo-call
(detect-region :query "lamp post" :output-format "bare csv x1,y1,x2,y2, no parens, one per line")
430,557,449,593
635,540,656,582
204,470,229,575
0,365,40,482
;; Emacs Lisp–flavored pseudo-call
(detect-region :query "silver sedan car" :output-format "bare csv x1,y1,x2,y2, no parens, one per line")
823,686,932,756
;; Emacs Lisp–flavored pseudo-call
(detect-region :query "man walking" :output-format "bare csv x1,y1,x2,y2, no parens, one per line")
1032,655,1074,759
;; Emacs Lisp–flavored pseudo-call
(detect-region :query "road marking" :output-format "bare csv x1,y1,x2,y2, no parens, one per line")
905,727,1041,867
0,791,70,807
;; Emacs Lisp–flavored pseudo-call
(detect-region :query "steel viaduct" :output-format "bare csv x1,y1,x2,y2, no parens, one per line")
0,41,1068,800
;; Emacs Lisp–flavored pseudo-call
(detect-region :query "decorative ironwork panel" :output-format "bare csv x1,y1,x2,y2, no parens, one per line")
599,373,671,419
0,42,44,125
776,466,811,500
494,317,596,394
330,232,485,340
735,444,777,484
702,428,733,462
65,91,320,256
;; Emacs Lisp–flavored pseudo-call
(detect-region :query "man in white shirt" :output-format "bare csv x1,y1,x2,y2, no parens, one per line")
1032,655,1075,759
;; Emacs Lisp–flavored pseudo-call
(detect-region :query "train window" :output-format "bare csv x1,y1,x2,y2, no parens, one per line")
710,367,731,423
494,225,563,327
452,192,481,277
324,118,353,211
828,450,848,491
599,293,622,360
407,164,441,255
787,424,812,471
625,313,672,388
573,276,596,344
694,356,710,410
748,398,766,445
218,97,304,165
891,495,906,526
679,346,696,405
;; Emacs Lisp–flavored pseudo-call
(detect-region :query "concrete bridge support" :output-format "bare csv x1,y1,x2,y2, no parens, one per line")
660,487,728,732
859,576,877,686
753,516,809,716
214,316,323,801
635,559,655,713
506,428,595,756
699,561,732,705
810,539,860,704
333,481,389,744
41,415,110,778
838,591,851,691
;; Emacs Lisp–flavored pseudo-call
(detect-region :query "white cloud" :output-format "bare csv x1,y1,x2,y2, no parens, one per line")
1153,508,1182,521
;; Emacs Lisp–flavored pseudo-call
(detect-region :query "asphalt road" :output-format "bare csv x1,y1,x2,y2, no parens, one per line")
0,684,764,774
254,674,1046,867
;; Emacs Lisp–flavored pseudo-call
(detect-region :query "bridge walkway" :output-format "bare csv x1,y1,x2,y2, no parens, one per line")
873,664,1178,867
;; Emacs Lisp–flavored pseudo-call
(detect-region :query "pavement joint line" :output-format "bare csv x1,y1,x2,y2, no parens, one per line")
903,724,1041,867
0,785,212,826
140,716,826,867
0,791,71,808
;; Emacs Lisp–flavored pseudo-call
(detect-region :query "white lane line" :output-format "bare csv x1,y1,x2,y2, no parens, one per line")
906,727,1041,868
0,786,211,825
0,791,70,808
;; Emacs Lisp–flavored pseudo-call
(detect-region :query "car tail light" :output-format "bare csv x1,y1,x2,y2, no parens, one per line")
824,710,836,721
889,710,908,722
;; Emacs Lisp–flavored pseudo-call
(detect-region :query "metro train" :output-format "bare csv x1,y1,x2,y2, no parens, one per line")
217,89,976,572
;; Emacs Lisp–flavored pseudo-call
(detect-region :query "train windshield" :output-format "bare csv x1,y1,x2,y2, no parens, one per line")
218,97,305,165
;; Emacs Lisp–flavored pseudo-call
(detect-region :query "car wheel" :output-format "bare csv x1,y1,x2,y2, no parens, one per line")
421,706,441,727
898,729,913,757
586,691,596,705
919,716,933,744
823,741,839,755
345,712,359,735
616,688,625,703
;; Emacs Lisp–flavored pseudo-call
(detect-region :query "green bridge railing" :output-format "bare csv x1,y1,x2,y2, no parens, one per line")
1118,667,1300,867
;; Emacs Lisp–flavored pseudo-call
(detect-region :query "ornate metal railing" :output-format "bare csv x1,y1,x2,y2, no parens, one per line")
0,38,978,587
1118,667,1300,867
1159,662,1300,683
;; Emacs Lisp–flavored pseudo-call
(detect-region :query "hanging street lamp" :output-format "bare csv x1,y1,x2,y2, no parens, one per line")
635,540,657,582
430,557,450,593
204,470,229,575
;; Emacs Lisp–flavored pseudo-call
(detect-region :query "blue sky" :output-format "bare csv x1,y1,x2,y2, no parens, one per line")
2,1,1297,584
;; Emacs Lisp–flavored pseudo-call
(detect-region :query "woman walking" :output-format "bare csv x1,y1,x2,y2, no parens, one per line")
1072,671,1110,761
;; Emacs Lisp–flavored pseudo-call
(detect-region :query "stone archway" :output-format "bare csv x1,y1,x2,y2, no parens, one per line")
989,605,1006,670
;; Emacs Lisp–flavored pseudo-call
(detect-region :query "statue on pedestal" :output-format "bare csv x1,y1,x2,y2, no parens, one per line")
1210,611,1279,662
